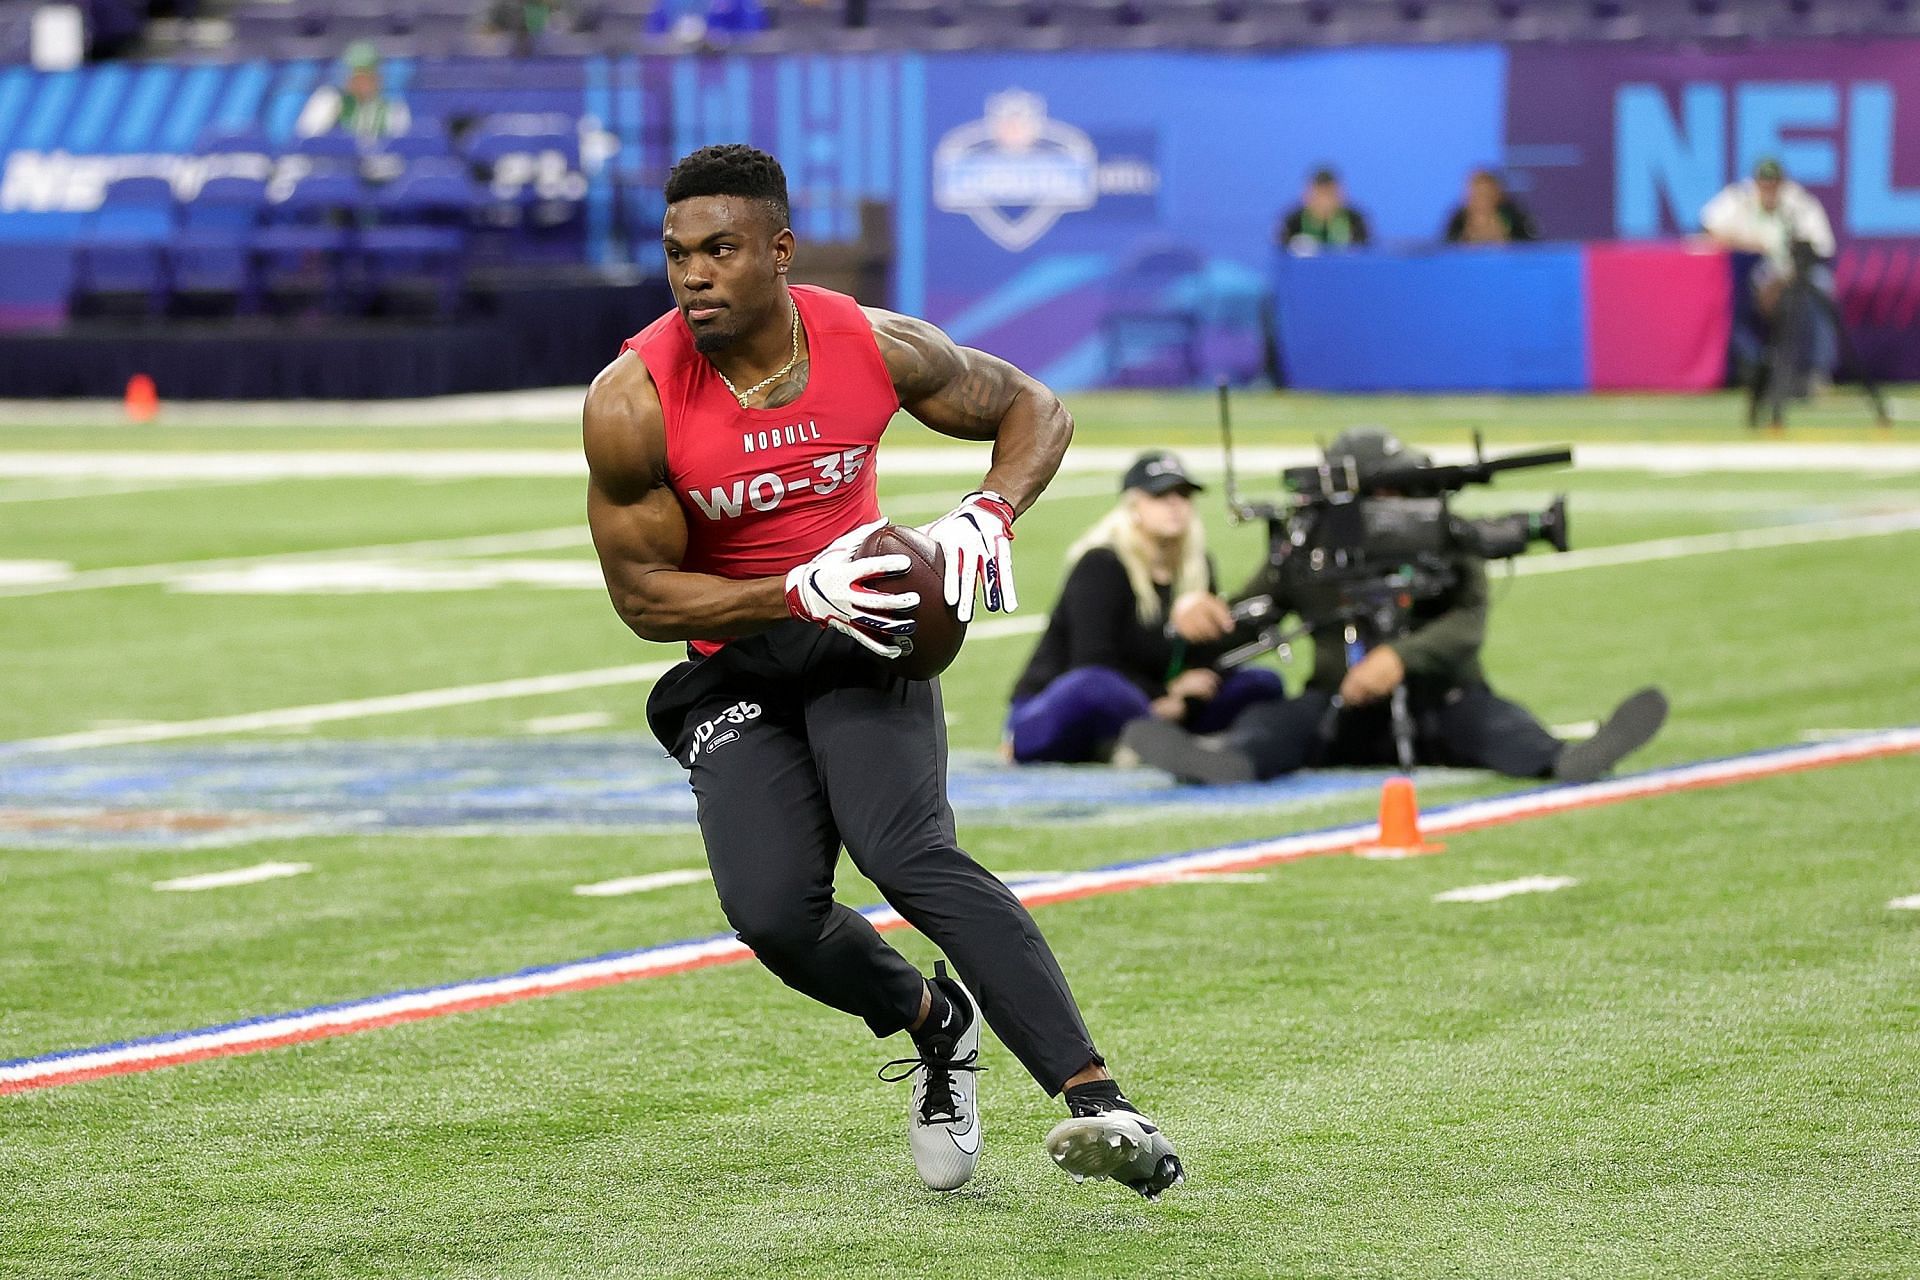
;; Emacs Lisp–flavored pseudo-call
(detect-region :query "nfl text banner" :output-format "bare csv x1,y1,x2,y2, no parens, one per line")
1504,40,1920,379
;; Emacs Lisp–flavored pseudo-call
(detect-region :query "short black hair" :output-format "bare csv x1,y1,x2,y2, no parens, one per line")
1310,167,1339,186
664,144,791,227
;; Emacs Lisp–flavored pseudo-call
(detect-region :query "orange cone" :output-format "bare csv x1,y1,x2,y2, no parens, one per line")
124,374,159,423
1354,775,1445,859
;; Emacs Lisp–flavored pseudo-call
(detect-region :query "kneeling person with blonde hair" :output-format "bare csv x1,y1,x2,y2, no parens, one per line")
1005,451,1285,766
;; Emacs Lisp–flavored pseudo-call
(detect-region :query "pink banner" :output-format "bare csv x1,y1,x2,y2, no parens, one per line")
1584,242,1730,392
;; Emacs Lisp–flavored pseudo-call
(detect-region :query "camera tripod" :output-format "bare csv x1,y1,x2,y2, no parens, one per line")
1746,252,1892,432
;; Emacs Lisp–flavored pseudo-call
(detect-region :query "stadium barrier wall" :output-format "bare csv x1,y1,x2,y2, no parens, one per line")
1272,241,1732,393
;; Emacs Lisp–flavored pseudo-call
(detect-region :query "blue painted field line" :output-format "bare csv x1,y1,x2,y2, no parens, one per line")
4,729,1916,1093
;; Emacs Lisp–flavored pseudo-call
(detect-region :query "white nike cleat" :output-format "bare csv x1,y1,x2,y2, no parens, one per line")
878,961,984,1191
1045,1102,1184,1201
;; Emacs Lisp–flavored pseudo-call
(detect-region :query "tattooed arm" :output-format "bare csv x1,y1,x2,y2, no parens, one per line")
864,307,1073,517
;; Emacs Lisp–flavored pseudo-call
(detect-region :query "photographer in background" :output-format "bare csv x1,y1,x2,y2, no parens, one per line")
1278,168,1372,254
1701,157,1838,393
1005,452,1286,765
1122,428,1666,786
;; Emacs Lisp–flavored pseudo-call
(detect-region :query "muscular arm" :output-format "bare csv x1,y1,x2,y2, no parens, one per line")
583,351,788,642
863,307,1073,516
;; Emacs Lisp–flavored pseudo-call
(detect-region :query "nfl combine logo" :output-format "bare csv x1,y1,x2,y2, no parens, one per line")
933,91,1101,252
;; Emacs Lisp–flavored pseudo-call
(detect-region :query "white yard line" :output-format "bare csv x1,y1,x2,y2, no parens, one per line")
1509,510,1920,576
8,501,1920,754
7,660,685,753
153,861,312,892
1887,894,1920,911
0,386,595,427
0,478,1117,599
1433,875,1579,903
0,527,589,598
3,442,1919,482
573,869,712,897
524,711,615,735
0,476,275,505
5,617,1045,754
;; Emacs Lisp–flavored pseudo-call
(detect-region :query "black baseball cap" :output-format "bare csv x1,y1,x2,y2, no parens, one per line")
1122,450,1205,496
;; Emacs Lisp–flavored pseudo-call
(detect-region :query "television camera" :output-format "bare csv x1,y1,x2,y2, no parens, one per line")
1211,384,1574,767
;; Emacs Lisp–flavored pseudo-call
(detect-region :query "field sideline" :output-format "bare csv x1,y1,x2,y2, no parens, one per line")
3,391,1918,1278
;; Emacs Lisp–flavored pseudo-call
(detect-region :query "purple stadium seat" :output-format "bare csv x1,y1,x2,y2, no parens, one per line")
1418,0,1502,40
252,169,369,313
1224,0,1320,47
530,28,601,52
464,118,580,168
1036,0,1132,33
956,0,1067,46
73,178,178,315
359,164,478,317
1865,0,1920,34
376,124,455,165
328,6,407,42
170,176,271,309
293,130,368,164
1487,0,1591,40
770,0,849,37
864,0,960,42
229,3,319,48
1138,0,1228,43
198,126,276,156
0,7,35,63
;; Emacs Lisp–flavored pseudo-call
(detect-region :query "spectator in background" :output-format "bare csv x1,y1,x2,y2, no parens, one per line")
1277,168,1371,254
1444,169,1538,245
295,42,411,142
1004,451,1286,765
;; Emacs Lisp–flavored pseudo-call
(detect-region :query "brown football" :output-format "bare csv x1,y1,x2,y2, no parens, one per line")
857,523,967,681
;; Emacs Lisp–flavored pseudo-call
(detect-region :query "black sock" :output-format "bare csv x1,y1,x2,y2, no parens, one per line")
912,977,968,1046
1064,1078,1134,1117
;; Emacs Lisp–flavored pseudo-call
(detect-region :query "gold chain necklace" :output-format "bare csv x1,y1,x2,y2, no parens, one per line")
714,301,801,408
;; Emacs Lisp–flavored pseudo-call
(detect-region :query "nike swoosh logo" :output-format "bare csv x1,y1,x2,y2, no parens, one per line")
947,1114,980,1156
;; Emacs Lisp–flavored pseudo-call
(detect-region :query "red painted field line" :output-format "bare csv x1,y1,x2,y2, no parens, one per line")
5,733,1915,1095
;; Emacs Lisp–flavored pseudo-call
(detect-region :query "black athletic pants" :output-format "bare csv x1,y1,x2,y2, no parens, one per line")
646,621,1102,1094
1224,682,1564,781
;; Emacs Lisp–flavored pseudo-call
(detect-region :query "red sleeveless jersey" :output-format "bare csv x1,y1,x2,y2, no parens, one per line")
622,284,899,655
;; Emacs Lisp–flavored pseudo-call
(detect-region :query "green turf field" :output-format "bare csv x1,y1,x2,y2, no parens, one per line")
3,392,1918,1278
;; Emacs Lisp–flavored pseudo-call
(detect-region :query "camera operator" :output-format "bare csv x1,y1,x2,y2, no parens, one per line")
1120,428,1668,786
1004,451,1287,764
1701,157,1838,390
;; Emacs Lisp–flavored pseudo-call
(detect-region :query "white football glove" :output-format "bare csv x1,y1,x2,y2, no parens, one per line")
784,518,920,658
918,490,1018,623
